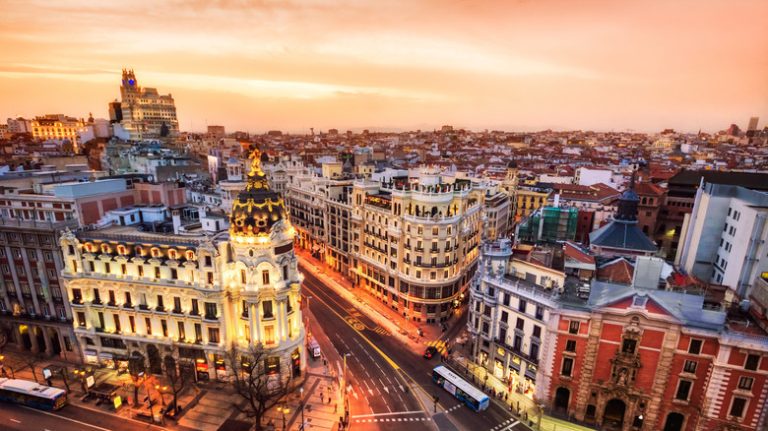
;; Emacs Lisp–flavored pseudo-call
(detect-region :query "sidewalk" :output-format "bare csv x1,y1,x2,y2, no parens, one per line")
296,250,454,350
0,347,206,430
447,350,594,431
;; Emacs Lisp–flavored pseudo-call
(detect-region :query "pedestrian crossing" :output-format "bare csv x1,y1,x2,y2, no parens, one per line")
427,339,449,355
372,326,391,335
354,416,432,423
489,418,520,431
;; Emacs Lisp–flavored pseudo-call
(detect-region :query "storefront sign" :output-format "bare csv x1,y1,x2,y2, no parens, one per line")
86,375,95,388
113,395,122,409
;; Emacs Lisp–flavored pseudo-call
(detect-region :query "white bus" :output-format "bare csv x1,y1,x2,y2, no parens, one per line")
432,365,490,412
0,378,68,411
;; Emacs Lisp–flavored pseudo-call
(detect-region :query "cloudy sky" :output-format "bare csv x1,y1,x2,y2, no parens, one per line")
1,0,766,133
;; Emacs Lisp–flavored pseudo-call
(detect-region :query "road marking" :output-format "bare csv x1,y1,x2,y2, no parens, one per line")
306,286,400,370
10,418,21,423
19,406,112,431
351,410,425,418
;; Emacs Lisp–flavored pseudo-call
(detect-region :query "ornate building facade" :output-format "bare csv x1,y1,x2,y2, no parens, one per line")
117,69,179,141
350,168,483,323
59,150,305,380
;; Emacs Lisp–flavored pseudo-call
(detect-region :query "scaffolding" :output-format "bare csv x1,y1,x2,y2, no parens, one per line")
516,206,578,244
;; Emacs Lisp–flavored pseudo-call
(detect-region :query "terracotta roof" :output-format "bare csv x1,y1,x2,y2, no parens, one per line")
634,182,666,196
563,241,595,264
596,258,634,284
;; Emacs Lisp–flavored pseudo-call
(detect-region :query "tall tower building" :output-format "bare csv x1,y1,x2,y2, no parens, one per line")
117,69,179,141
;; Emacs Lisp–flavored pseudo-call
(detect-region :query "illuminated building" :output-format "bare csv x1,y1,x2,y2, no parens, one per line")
30,114,86,152
60,149,304,379
0,179,139,362
117,69,179,141
350,167,483,323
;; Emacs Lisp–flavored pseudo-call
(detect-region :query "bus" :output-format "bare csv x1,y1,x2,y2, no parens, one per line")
432,365,490,412
0,378,68,411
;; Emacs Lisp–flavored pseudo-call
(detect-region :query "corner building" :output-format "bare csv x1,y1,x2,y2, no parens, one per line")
350,168,482,323
59,153,305,380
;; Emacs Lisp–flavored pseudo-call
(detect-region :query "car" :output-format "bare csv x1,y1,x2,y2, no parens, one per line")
423,346,438,359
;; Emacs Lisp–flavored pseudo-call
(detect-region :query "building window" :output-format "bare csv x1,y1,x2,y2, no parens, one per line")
145,317,152,335
533,325,541,339
194,323,202,342
737,376,754,391
262,270,270,285
171,268,178,279
675,380,692,401
154,267,161,279
77,312,86,327
156,295,165,311
568,321,580,334
518,299,527,313
561,357,573,377
161,320,168,337
688,339,702,355
191,299,199,316
500,311,508,323
208,328,220,343
204,302,217,319
683,360,697,374
565,340,576,352
729,397,747,419
129,316,135,333
113,314,121,332
745,354,760,371
263,301,274,319
173,297,182,313
137,265,143,277
282,265,289,280
104,263,111,274
72,288,83,304
124,292,132,307
516,318,524,330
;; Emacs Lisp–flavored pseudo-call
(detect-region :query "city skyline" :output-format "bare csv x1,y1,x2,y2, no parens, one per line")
1,0,767,134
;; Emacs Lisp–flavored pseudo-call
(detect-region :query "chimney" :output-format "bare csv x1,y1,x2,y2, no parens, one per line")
172,209,181,234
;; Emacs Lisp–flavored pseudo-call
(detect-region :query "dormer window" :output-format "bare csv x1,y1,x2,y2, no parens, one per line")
632,296,647,308
168,249,178,260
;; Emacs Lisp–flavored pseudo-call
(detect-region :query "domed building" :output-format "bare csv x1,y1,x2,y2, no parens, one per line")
225,148,306,379
59,147,305,382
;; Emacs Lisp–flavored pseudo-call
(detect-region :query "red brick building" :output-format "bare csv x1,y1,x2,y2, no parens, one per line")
546,281,768,431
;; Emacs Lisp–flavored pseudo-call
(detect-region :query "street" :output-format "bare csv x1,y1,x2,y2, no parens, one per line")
0,402,172,431
301,269,531,431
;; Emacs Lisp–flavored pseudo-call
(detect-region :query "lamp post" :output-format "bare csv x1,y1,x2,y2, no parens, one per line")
299,387,305,431
280,405,289,431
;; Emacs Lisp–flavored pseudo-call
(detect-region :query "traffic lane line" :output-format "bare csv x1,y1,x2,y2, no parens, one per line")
302,271,381,329
302,280,400,370
19,405,113,431
303,272,433,415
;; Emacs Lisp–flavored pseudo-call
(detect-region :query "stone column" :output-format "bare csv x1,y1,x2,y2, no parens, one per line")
248,303,256,345
29,325,40,353
42,326,53,356
277,299,287,342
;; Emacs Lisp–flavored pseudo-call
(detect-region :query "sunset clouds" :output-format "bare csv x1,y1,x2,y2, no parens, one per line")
0,0,766,132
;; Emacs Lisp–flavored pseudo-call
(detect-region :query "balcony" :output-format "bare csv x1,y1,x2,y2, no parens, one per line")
203,314,218,322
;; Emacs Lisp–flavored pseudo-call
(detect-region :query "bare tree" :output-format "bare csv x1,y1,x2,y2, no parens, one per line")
22,352,46,383
163,355,186,416
226,344,291,431
128,355,146,407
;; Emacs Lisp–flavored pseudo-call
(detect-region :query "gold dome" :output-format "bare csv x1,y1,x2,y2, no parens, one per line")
229,147,286,239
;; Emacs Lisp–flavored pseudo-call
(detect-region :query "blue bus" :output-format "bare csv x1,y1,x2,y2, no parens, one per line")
0,377,68,411
432,365,490,412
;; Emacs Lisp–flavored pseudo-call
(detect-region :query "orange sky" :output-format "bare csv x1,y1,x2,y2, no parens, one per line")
1,0,767,133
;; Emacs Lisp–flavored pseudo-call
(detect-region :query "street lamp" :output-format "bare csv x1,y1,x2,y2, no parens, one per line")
299,387,305,431
280,405,290,431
